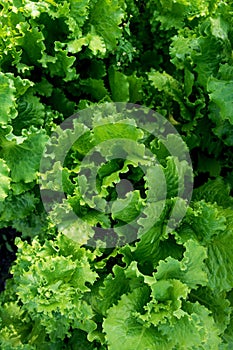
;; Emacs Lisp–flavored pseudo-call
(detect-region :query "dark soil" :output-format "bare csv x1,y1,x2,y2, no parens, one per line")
0,227,20,292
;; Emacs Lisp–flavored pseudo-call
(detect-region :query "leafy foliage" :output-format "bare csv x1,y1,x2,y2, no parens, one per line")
0,0,233,349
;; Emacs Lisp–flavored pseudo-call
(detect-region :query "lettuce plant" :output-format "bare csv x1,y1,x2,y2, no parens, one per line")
39,103,193,248
1,180,233,349
1,104,233,349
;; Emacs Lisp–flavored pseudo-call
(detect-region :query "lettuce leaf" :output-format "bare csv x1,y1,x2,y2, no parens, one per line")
0,128,48,183
0,160,10,202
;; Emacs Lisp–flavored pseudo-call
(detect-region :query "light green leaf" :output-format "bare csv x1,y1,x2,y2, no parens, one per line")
179,203,233,292
89,0,124,50
0,73,17,124
12,91,45,135
112,191,144,223
0,128,48,183
87,32,107,55
148,71,183,100
39,48,77,82
67,37,88,53
190,287,232,334
9,234,98,341
48,201,95,246
208,77,233,124
0,159,10,202
88,265,129,316
93,122,143,143
210,16,229,41
158,301,221,349
155,239,208,289
149,0,210,30
143,279,189,322
103,286,169,350
68,0,91,27
179,201,227,243
207,226,233,292
170,34,198,70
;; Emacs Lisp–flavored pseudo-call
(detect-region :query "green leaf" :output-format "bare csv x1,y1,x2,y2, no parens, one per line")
15,22,46,65
39,48,77,82
179,203,233,292
184,67,194,97
12,91,45,135
89,0,125,51
148,70,192,120
208,77,233,124
207,226,233,292
108,70,143,103
34,77,53,97
8,234,98,341
158,301,221,349
128,73,144,103
213,118,233,146
190,287,232,334
197,154,221,177
155,239,208,289
48,201,95,246
193,177,233,208
0,128,48,183
0,159,10,202
47,87,76,116
170,34,198,70
112,191,144,223
68,329,99,350
68,0,91,27
109,67,129,102
0,73,17,124
103,286,168,350
195,37,227,87
88,265,130,316
0,301,36,349
80,78,109,100
13,211,49,240
0,192,39,226
223,309,233,349
179,201,227,243
149,0,210,30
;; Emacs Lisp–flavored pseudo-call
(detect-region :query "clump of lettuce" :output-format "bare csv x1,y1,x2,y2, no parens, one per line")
39,103,193,248
0,0,141,238
1,104,233,348
1,179,233,348
145,0,233,183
